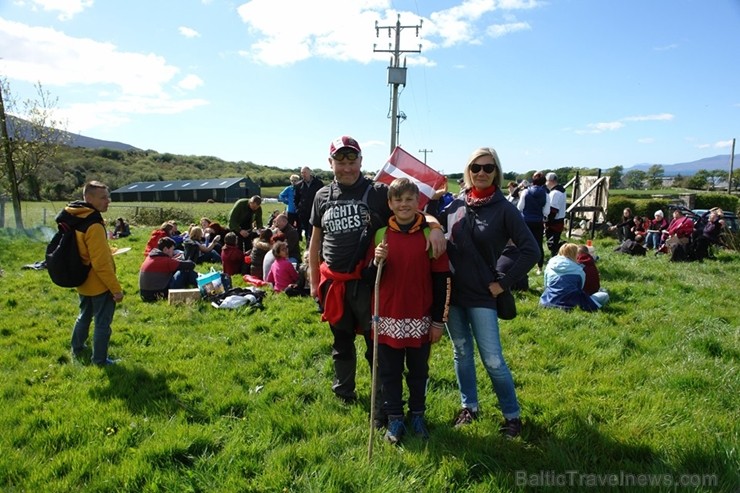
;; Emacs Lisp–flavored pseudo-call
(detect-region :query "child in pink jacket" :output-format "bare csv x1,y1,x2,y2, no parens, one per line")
266,241,298,292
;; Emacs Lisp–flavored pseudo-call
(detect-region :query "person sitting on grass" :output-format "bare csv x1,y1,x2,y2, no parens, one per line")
266,241,298,293
183,226,221,264
540,243,609,311
576,244,601,295
363,178,451,445
285,251,311,297
143,221,175,256
221,232,246,276
111,217,130,238
645,210,668,250
249,228,273,279
139,237,198,302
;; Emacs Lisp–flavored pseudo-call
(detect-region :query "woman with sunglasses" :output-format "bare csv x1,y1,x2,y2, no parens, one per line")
439,147,539,438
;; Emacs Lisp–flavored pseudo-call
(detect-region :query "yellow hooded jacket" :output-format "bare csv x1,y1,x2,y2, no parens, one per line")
64,202,122,297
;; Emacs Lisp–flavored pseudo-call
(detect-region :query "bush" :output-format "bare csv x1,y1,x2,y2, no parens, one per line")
606,197,636,223
695,193,739,214
131,207,197,227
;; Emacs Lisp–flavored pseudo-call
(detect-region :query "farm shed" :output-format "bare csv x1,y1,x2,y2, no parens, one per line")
110,177,260,203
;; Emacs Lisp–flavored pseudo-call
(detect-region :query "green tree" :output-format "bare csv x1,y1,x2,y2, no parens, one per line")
706,169,726,190
623,169,646,189
607,165,624,189
687,170,710,190
0,79,70,227
646,164,665,189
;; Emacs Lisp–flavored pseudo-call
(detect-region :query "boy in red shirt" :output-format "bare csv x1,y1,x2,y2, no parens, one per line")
138,237,198,301
366,178,451,444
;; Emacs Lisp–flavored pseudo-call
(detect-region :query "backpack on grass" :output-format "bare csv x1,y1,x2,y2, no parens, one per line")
46,209,103,288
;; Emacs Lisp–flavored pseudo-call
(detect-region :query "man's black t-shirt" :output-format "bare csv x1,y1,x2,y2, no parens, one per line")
311,177,391,273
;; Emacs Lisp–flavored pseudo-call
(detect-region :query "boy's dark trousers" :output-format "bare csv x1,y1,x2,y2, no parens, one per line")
379,342,431,417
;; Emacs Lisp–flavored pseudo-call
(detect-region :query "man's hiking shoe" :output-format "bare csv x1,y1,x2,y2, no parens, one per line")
334,392,357,404
409,413,429,440
373,412,387,430
95,358,120,366
499,417,522,438
71,344,88,358
453,408,478,428
384,417,406,445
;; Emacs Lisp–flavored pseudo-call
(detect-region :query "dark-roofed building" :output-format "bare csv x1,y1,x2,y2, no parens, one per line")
110,177,260,203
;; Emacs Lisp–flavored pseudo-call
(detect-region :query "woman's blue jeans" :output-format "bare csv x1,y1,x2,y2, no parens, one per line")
71,292,116,365
446,305,520,419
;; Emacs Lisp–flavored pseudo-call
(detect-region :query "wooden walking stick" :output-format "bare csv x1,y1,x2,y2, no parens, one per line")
367,258,384,461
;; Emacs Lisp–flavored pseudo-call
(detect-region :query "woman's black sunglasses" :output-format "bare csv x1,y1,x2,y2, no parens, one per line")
470,163,496,174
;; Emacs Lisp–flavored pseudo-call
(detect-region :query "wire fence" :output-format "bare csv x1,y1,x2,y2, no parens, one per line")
0,200,283,230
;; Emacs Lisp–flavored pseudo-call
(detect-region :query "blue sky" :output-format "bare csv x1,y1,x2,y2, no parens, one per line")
1,0,739,175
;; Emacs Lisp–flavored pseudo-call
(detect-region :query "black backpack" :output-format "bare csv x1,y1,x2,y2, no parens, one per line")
46,209,103,288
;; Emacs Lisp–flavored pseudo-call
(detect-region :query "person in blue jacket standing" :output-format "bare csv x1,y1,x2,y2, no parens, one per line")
278,174,301,229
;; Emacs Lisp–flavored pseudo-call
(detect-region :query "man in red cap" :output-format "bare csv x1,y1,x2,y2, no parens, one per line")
308,135,446,428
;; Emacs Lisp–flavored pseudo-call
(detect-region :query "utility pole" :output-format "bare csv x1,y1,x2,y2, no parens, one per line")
418,148,433,164
374,15,422,153
728,138,735,194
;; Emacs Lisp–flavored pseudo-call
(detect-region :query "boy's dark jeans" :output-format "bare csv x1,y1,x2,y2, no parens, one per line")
379,342,431,417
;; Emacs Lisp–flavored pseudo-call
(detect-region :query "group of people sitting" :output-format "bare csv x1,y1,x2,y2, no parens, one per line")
611,206,727,261
138,211,311,301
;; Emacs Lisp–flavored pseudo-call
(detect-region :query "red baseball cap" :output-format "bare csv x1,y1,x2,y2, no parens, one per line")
329,136,361,155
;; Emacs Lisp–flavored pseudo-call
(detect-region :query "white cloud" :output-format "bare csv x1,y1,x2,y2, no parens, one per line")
577,113,674,134
56,96,209,133
0,19,179,96
486,21,530,38
179,26,201,38
178,74,204,91
0,18,207,131
637,137,655,144
235,0,542,65
622,113,674,122
714,140,734,148
654,43,678,52
25,0,93,21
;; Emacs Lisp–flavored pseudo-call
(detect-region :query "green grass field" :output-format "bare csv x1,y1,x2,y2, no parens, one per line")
0,221,737,492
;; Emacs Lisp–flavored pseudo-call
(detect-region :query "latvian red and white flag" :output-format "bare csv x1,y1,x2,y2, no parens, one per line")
374,146,447,209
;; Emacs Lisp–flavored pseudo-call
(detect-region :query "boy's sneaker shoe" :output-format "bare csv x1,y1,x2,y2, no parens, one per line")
373,413,387,430
499,417,522,438
409,413,429,440
453,408,478,428
384,417,406,445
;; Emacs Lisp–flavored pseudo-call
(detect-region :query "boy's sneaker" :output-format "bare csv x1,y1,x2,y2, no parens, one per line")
373,412,387,430
409,413,429,440
499,417,522,438
384,417,406,445
453,408,478,428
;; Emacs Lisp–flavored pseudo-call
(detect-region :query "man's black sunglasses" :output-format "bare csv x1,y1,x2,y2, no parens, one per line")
332,151,360,162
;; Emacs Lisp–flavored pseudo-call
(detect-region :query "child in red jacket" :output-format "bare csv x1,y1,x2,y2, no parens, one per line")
221,232,246,276
576,244,600,295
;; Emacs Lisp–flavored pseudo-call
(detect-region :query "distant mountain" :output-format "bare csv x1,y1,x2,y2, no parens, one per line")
626,154,737,176
6,115,139,152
